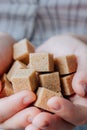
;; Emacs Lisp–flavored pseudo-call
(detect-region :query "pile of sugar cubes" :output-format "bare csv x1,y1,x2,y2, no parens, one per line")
0,39,77,112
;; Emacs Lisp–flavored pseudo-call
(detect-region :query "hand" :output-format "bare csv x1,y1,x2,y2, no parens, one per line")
47,95,87,126
25,35,87,130
0,33,41,129
25,112,74,130
0,90,41,129
36,35,87,97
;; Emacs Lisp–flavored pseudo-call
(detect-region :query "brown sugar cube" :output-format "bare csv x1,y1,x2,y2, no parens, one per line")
3,74,13,96
54,55,77,75
11,69,38,93
7,60,26,82
34,87,62,112
39,72,61,92
0,74,13,98
13,39,35,64
29,53,54,72
61,74,75,96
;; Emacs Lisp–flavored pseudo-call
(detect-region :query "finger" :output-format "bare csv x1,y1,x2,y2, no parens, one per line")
70,94,87,108
0,90,36,123
48,97,87,126
25,124,40,130
73,44,87,97
32,112,74,130
0,107,41,129
71,34,87,44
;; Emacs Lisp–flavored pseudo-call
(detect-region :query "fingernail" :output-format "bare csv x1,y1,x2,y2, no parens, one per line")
80,82,87,96
28,116,33,123
40,121,49,130
51,103,61,111
23,96,31,104
48,97,61,111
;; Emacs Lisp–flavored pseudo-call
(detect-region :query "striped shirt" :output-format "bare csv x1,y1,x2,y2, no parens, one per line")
0,0,87,47
0,0,87,130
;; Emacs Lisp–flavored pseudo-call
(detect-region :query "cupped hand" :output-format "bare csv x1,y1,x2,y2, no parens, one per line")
0,33,41,129
36,35,87,97
26,35,87,130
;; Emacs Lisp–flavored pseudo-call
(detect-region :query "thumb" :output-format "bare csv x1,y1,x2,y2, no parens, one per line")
73,45,87,97
47,97,87,126
72,71,87,97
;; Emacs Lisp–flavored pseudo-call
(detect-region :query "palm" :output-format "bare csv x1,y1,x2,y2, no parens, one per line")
36,35,86,57
36,35,87,108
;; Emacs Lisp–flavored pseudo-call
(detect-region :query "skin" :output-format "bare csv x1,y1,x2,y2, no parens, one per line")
0,33,41,129
1,33,87,130
26,35,87,130
0,33,73,130
0,32,15,76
